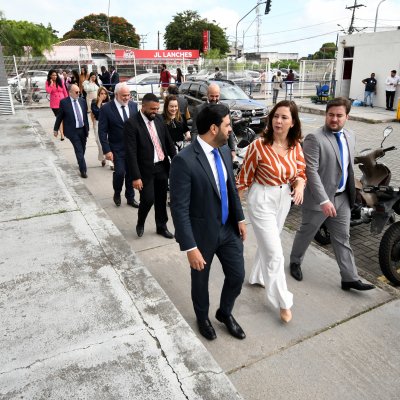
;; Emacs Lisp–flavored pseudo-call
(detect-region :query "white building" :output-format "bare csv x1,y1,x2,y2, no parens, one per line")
335,30,400,108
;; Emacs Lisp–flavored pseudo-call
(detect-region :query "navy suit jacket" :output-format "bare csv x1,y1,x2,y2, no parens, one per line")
169,140,244,252
54,97,89,137
98,100,138,155
124,113,176,181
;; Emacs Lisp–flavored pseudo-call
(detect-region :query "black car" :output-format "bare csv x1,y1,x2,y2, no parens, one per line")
179,79,268,133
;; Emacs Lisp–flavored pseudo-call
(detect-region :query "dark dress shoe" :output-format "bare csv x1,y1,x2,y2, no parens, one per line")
127,199,139,208
341,280,375,291
113,193,121,207
290,262,303,281
197,319,216,340
156,228,174,239
101,160,106,167
215,309,246,339
80,172,88,178
136,225,144,237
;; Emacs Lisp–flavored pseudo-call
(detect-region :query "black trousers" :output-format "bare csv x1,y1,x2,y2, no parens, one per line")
137,162,168,228
112,151,135,200
386,91,395,109
191,222,245,321
67,127,87,173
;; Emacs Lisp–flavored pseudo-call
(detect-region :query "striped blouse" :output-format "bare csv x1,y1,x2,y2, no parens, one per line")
236,138,306,190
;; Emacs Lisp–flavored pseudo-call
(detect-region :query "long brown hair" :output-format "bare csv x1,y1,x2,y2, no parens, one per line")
262,100,302,148
96,86,110,105
162,95,182,123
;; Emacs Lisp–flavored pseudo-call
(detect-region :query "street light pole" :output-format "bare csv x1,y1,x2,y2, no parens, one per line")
235,1,267,58
107,0,113,66
374,0,386,32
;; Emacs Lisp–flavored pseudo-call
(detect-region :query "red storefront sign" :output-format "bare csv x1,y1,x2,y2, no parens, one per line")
115,49,200,59
203,31,210,53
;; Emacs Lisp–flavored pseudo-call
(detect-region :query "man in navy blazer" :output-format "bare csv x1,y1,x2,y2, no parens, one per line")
54,84,89,178
124,93,176,239
99,83,139,208
169,104,247,341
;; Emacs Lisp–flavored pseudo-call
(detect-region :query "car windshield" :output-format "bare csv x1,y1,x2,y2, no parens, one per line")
218,84,249,100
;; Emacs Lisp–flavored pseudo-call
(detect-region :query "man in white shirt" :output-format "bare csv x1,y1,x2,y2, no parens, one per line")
385,69,399,111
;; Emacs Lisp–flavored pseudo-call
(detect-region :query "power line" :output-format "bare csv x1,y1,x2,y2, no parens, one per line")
246,30,339,50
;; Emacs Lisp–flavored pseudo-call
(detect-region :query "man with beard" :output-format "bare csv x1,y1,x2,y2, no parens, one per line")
169,104,247,341
289,97,375,292
99,83,139,208
190,83,235,158
124,93,176,238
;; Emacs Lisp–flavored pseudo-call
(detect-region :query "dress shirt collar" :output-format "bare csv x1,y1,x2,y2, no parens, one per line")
197,136,215,155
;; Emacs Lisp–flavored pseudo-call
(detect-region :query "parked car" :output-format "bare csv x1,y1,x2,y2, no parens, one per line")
8,70,48,92
280,68,299,81
126,72,175,100
179,79,268,133
221,70,262,95
186,69,214,81
270,69,288,80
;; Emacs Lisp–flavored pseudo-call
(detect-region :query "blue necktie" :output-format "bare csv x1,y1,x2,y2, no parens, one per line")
121,105,128,122
334,132,344,189
73,99,84,128
212,148,229,225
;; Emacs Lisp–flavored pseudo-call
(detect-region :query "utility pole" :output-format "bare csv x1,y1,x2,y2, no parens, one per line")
140,34,148,50
157,31,160,50
346,0,366,34
255,1,262,53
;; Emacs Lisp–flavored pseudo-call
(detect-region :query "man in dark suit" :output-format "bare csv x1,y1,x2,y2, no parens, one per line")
99,82,139,208
190,83,235,158
98,66,111,90
289,97,375,291
54,84,89,178
124,93,176,238
109,66,120,96
169,104,247,341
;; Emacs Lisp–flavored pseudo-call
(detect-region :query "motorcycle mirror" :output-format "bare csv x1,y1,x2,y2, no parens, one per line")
381,126,393,147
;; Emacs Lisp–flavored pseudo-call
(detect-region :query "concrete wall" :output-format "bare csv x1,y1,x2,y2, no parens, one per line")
336,30,400,108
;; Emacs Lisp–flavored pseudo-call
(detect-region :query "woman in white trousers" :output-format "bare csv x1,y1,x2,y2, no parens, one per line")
237,100,306,323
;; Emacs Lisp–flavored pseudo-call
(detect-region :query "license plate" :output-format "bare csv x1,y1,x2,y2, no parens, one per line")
251,118,260,125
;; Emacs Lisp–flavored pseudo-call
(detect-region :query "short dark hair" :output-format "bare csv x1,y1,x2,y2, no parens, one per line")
142,93,159,103
263,100,302,148
161,64,167,69
168,84,179,95
391,69,397,74
197,104,230,135
215,67,220,71
326,97,351,115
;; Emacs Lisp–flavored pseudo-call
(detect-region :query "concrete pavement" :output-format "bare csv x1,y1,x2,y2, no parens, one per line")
1,104,400,399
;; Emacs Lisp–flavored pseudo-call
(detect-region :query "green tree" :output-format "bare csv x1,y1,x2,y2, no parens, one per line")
312,42,336,59
164,10,229,54
0,15,58,56
63,13,140,48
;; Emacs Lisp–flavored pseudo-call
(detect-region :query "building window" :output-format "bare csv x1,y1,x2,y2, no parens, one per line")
343,47,354,58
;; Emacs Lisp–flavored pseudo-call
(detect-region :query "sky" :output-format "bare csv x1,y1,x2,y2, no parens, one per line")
1,0,400,57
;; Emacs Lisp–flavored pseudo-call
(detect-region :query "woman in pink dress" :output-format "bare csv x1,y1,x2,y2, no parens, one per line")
46,69,68,140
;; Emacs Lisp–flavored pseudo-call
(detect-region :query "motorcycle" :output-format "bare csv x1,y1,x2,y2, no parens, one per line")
14,81,42,103
314,126,400,285
232,116,257,177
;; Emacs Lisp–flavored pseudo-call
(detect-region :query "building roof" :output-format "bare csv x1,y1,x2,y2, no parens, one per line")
56,39,137,54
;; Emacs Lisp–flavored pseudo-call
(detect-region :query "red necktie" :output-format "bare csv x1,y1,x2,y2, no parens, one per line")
147,121,165,161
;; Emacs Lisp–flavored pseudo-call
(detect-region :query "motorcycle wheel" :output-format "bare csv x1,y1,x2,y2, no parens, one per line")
314,223,331,245
379,221,400,286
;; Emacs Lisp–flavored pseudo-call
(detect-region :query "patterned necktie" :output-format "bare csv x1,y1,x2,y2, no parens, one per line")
334,131,344,189
121,105,128,122
212,148,229,225
73,99,84,128
147,121,165,161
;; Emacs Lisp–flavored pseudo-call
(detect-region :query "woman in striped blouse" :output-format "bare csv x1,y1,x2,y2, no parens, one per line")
237,100,306,323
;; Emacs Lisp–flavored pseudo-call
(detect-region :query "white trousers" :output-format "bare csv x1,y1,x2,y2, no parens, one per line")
247,183,293,309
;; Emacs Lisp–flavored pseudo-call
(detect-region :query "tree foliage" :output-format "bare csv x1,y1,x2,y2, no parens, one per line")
312,42,336,59
164,10,229,54
63,13,140,48
0,16,58,56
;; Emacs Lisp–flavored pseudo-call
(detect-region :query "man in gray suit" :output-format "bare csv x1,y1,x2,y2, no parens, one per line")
289,97,375,291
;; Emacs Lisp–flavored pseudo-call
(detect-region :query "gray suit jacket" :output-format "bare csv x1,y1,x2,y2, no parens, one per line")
303,125,356,211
